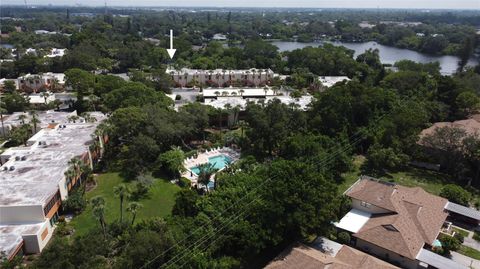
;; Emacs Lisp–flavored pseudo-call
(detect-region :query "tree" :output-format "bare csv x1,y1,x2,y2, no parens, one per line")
172,189,199,217
456,91,480,117
439,235,461,256
3,80,16,93
29,110,40,133
63,190,87,214
113,184,131,223
40,91,50,104
363,144,409,175
157,147,185,178
0,106,6,139
91,195,107,239
9,124,31,146
3,92,30,113
126,201,143,225
196,162,218,192
440,184,471,206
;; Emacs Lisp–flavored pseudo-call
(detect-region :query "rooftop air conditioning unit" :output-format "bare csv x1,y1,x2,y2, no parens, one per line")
3,167,8,171
21,156,27,161
15,156,20,161
9,166,15,171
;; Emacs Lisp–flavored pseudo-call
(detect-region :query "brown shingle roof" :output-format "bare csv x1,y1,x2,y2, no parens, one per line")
346,178,448,259
265,243,399,269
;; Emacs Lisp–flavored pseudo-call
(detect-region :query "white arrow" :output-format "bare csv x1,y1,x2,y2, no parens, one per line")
167,29,176,59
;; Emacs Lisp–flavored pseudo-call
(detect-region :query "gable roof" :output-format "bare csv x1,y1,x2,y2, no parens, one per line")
265,242,399,269
346,177,448,259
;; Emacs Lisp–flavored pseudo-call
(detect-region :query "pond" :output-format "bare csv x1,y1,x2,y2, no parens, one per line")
271,41,479,75
0,43,14,49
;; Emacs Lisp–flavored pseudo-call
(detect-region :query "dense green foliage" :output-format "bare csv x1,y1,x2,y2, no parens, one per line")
3,6,480,269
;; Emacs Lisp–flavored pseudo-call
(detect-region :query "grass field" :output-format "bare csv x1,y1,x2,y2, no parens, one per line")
458,245,480,260
70,173,181,236
339,155,453,195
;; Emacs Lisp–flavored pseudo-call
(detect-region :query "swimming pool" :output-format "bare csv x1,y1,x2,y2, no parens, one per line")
190,154,232,175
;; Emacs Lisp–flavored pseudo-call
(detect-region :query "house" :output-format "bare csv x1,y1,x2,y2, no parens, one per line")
17,73,65,93
44,48,66,58
336,176,470,269
319,76,351,88
0,112,107,261
166,68,275,88
265,237,399,269
419,117,480,142
212,33,227,41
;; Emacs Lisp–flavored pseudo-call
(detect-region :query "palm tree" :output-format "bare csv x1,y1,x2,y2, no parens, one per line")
18,114,27,125
67,115,79,123
52,99,62,110
29,110,40,133
40,91,50,104
196,163,218,193
113,184,130,223
239,89,245,97
64,169,75,189
214,91,220,98
0,105,6,139
91,195,107,239
126,202,143,225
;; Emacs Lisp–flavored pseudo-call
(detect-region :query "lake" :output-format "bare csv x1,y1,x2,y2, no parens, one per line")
0,43,14,49
271,41,479,75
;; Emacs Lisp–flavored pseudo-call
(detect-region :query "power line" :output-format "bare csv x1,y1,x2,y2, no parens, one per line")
139,91,417,269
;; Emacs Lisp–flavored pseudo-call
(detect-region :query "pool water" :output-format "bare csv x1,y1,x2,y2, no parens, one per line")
190,155,232,175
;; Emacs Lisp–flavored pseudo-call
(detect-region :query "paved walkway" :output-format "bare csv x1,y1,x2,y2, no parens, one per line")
451,251,480,269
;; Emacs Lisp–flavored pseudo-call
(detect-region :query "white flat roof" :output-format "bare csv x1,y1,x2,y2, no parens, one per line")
3,110,76,130
166,68,274,75
204,95,313,111
0,221,46,258
334,208,371,233
203,88,276,98
0,113,106,206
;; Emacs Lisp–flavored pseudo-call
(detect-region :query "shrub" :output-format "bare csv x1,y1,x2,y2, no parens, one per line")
473,231,480,242
178,177,191,188
454,232,464,243
439,235,461,256
62,191,86,214
337,232,351,244
440,184,471,206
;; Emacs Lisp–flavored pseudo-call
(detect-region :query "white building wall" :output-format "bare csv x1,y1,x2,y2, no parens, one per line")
57,177,69,200
351,198,391,214
22,220,53,254
0,205,45,223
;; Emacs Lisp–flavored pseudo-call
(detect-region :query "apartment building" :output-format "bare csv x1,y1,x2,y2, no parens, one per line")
17,73,65,93
0,113,106,261
167,68,275,88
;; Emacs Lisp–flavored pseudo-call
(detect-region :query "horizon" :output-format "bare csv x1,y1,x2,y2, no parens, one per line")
1,0,479,10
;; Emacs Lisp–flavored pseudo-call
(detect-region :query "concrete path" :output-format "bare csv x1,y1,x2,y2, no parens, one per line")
451,251,480,269
464,237,480,250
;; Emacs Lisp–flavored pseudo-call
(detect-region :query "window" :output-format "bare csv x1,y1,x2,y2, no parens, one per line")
361,201,371,208
382,224,398,232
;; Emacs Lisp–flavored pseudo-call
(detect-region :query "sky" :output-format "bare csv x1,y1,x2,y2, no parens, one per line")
2,0,480,10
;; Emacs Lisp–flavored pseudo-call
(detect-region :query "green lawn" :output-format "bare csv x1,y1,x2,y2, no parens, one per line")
70,173,181,236
340,155,453,195
458,245,480,260
453,227,470,238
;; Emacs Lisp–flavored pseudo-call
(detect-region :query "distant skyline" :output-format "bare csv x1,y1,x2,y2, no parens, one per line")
2,0,480,10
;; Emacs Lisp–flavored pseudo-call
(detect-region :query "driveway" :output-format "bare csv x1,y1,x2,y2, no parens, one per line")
451,251,480,269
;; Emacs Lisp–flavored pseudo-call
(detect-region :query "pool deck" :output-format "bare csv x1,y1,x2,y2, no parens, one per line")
182,147,240,186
